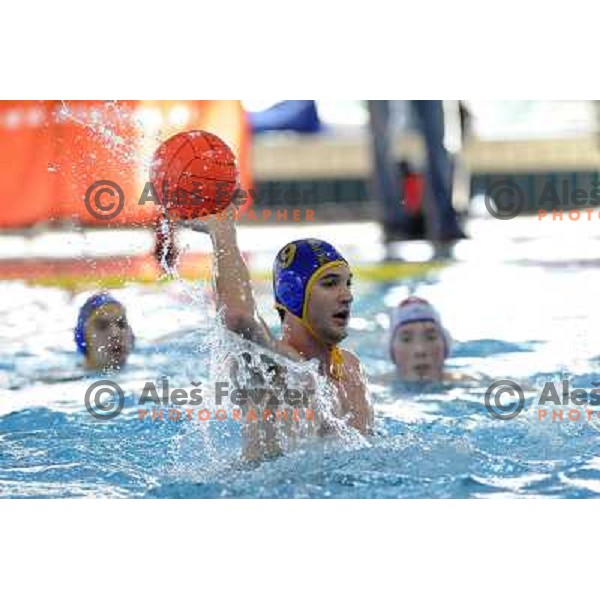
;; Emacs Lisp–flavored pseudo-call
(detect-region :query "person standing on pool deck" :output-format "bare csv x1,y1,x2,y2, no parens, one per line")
196,206,373,436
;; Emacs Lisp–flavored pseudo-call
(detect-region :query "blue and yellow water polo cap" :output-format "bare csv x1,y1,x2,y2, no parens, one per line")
74,292,129,355
273,239,348,377
273,238,348,321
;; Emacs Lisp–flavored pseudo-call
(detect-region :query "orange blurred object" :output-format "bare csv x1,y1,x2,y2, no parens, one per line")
0,100,252,229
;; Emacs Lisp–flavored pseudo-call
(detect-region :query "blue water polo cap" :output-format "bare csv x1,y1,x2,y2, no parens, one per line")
74,292,126,355
273,239,348,321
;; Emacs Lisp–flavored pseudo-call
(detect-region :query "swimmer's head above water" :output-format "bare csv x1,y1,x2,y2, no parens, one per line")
273,239,352,375
389,296,451,382
74,292,134,371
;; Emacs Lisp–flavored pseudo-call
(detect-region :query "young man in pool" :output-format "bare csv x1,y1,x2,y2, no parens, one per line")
197,206,373,438
389,296,451,382
74,292,135,371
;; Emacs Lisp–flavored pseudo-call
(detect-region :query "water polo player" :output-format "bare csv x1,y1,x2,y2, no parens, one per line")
194,207,373,436
389,296,452,382
74,292,134,371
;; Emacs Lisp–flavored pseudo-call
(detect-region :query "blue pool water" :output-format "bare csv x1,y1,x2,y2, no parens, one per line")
3,217,600,498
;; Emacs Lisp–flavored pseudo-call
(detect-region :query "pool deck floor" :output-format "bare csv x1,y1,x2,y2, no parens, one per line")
0,214,598,288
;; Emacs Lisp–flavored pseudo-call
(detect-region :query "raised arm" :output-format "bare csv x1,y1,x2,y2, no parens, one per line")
207,207,256,325
200,209,301,360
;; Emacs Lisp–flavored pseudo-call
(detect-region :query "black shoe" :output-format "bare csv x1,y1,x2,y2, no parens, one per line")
437,226,467,243
383,214,426,243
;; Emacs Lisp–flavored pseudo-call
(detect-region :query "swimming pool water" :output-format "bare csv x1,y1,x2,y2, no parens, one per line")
3,218,600,498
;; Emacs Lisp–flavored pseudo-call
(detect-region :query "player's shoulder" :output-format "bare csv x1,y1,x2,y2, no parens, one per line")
341,349,362,369
275,339,305,362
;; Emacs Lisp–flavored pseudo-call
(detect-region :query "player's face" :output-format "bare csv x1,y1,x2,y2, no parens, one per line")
85,304,133,370
307,264,353,345
391,321,445,382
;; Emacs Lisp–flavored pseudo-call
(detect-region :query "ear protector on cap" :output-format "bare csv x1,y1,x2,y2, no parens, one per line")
274,271,306,318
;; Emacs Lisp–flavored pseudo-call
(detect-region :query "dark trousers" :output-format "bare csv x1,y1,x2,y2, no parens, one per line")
368,100,463,241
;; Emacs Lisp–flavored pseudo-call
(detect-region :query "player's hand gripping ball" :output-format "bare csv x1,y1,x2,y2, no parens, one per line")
150,130,239,220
